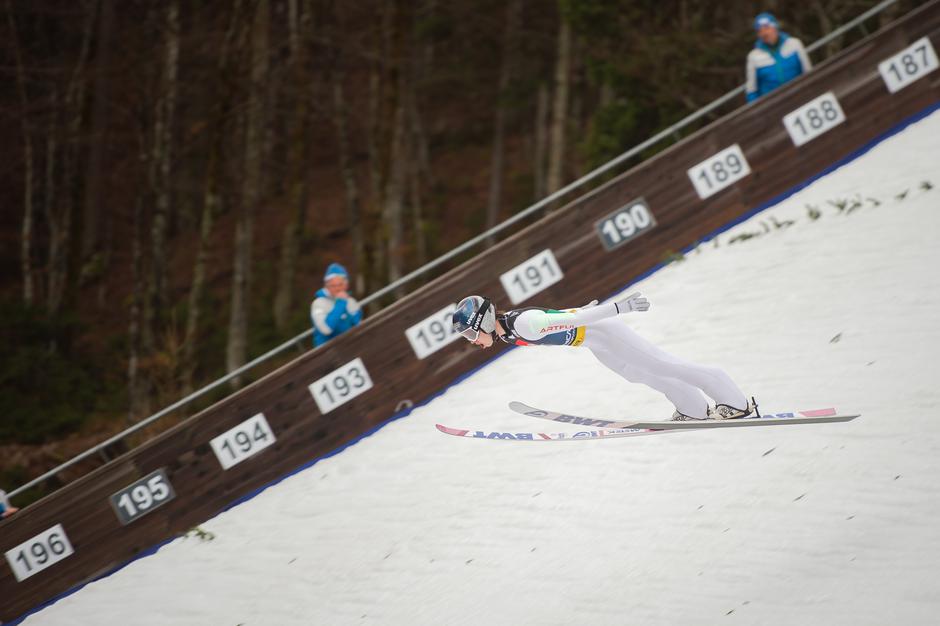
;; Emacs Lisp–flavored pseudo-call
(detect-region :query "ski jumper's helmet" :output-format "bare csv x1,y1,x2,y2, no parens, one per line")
453,295,495,341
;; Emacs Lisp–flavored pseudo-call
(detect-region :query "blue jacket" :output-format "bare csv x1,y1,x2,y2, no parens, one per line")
746,32,812,102
310,288,363,347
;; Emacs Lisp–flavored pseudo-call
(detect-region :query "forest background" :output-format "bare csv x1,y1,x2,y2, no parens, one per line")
1,0,920,503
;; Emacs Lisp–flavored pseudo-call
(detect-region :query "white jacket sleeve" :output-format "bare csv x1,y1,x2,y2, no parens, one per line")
793,38,812,72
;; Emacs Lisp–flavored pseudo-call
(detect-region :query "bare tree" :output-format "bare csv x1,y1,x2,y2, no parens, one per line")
6,0,35,306
533,82,549,200
546,15,572,195
228,0,269,385
79,0,113,266
273,0,313,333
485,0,522,244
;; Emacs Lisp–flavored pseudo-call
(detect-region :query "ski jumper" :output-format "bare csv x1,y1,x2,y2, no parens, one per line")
497,303,747,419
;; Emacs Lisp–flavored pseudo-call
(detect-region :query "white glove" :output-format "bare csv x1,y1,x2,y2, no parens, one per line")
614,292,650,313
580,299,599,309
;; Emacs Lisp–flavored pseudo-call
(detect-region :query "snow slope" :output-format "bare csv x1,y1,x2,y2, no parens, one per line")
19,108,940,626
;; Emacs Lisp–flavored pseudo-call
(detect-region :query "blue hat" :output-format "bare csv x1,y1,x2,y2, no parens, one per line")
323,262,348,282
754,12,779,30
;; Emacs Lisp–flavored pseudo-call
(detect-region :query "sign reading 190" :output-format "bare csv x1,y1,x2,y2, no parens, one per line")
687,144,751,200
595,199,656,251
309,357,373,414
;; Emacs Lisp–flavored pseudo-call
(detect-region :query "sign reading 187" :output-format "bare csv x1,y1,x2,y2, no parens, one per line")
879,37,938,93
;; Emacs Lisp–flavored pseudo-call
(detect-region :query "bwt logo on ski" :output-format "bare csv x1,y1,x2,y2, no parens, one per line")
550,414,616,427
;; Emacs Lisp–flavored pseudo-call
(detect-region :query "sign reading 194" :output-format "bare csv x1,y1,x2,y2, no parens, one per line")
687,144,752,200
309,357,373,414
878,37,938,93
210,413,276,470
500,249,564,305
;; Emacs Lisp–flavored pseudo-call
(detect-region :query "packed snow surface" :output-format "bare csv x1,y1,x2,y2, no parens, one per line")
21,110,940,625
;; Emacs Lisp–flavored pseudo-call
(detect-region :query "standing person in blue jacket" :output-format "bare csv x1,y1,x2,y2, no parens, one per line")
310,263,363,347
746,12,812,102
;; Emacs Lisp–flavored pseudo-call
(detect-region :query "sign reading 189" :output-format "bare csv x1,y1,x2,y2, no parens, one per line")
687,144,751,200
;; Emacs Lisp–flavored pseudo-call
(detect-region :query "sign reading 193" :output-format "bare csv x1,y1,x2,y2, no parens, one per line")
878,37,938,93
309,357,373,414
687,144,752,200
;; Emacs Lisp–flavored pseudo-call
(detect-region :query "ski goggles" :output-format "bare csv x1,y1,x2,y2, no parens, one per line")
453,298,491,342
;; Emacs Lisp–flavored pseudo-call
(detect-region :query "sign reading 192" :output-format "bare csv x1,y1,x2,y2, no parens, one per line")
406,303,460,359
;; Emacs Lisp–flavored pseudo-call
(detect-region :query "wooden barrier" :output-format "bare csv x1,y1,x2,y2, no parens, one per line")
3,2,939,621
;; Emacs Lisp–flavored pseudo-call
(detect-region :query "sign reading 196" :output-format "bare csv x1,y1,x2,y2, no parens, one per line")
878,37,938,93
500,249,564,305
309,357,373,414
5,524,74,582
687,144,751,200
595,199,656,251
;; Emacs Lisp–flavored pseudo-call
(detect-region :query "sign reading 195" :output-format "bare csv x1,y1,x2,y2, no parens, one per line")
405,303,460,359
110,469,176,525
309,357,373,414
687,144,751,200
500,249,564,305
878,37,938,93
5,524,74,582
595,199,657,251
210,413,276,470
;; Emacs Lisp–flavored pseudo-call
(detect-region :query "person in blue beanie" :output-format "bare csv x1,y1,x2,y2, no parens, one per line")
0,489,18,519
746,12,812,102
310,263,363,347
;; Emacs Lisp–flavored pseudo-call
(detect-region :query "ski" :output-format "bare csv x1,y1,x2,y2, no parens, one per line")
435,423,684,442
509,401,860,430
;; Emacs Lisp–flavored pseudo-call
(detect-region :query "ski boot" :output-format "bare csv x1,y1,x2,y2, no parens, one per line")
711,397,759,420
